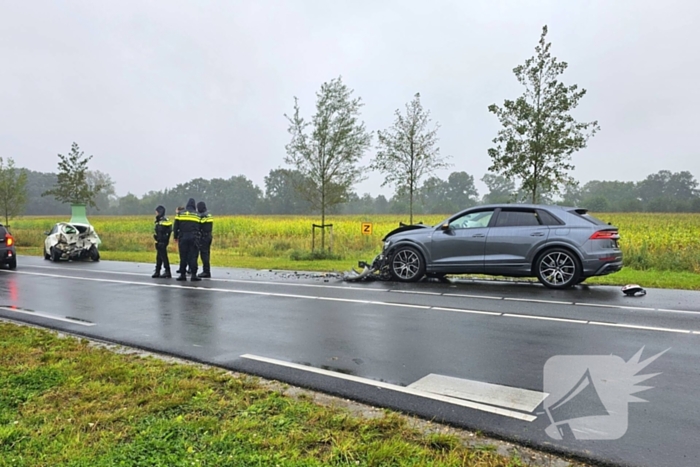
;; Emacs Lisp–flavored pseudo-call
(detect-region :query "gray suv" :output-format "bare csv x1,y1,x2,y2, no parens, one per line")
381,204,622,289
0,224,17,270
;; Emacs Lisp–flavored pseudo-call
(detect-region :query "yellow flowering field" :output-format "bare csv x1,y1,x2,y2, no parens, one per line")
8,213,700,273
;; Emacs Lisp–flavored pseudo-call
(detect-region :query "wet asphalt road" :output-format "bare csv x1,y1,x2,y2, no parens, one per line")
1,256,699,467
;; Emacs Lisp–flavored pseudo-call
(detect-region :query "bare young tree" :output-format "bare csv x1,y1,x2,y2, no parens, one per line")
371,93,450,224
284,76,372,250
0,157,28,226
487,26,599,203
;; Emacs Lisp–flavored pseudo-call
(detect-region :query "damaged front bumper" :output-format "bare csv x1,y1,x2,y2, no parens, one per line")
343,253,393,282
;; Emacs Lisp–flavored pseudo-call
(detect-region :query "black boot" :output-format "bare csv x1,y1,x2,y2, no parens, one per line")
152,271,161,278
176,275,187,281
190,274,202,282
197,272,211,278
162,270,172,279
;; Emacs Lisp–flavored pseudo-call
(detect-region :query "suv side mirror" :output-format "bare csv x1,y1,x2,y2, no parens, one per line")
440,223,450,231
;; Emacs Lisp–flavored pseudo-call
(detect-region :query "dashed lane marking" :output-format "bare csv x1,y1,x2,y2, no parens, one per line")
3,269,698,336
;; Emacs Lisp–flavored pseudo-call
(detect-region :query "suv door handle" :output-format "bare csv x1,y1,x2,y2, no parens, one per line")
472,233,485,238
530,232,545,237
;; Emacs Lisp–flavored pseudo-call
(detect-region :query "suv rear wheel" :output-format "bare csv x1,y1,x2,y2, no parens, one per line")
390,246,425,282
535,248,580,289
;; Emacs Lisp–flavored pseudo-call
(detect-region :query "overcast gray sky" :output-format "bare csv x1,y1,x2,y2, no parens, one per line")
2,0,699,199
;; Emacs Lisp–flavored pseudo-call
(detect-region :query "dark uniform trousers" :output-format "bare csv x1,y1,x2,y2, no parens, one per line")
178,237,199,276
155,242,170,273
199,235,212,274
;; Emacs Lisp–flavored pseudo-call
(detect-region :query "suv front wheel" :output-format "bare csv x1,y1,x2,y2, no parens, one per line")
389,246,426,282
535,248,581,289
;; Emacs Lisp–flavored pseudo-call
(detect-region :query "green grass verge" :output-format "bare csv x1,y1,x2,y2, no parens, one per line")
0,322,543,467
18,247,700,290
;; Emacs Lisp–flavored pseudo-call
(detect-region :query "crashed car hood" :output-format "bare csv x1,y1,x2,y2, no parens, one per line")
382,223,432,241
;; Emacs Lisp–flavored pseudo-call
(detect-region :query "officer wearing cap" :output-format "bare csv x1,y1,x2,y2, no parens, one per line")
152,205,173,278
196,201,214,278
173,198,201,282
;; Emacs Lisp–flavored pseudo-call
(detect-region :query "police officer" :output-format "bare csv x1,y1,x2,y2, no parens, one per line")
152,205,173,278
174,206,191,276
173,198,201,282
196,201,214,278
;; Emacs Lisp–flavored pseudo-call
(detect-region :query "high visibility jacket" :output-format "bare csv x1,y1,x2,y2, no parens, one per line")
154,216,173,244
173,209,201,240
199,212,213,237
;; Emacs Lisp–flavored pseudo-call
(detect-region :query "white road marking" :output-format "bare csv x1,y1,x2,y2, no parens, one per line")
371,301,431,309
17,262,700,316
504,298,573,305
240,354,537,421
502,314,587,324
4,269,699,335
432,307,502,316
587,321,691,334
407,374,548,413
443,293,503,300
389,290,442,296
0,306,95,326
658,308,700,315
574,302,656,312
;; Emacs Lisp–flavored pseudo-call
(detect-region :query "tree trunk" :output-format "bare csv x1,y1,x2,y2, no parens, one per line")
321,187,326,251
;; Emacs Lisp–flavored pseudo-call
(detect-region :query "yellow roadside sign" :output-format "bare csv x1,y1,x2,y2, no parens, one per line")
361,223,372,235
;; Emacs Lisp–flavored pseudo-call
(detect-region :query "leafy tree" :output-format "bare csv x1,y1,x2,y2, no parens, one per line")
487,25,600,203
87,170,117,213
580,180,638,212
419,176,449,214
264,168,311,214
481,173,516,204
560,180,582,206
284,76,372,250
371,93,450,224
445,171,479,210
42,142,106,208
420,172,478,213
637,170,699,204
0,157,28,226
18,170,64,215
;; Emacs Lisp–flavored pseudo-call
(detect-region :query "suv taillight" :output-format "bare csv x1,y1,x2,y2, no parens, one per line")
5,234,14,246
590,230,619,240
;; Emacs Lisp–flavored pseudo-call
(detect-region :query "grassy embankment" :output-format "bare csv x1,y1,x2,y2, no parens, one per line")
9,213,700,290
0,322,576,466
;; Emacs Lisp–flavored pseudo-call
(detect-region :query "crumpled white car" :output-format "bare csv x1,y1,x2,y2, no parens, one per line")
44,222,101,262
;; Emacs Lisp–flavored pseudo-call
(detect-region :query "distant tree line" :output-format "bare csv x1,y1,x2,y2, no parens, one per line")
15,167,700,216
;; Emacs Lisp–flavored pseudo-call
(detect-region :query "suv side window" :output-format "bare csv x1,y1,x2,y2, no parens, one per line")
448,210,495,229
494,209,540,227
536,209,563,226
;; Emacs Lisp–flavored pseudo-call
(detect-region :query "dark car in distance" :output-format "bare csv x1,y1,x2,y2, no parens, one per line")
381,204,622,289
0,224,17,270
